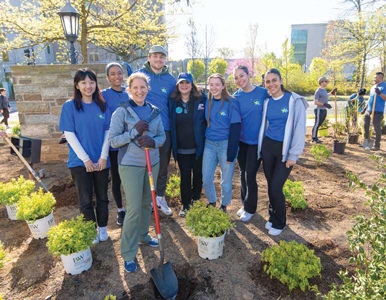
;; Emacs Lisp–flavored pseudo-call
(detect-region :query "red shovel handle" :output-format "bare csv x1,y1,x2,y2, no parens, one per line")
144,148,161,235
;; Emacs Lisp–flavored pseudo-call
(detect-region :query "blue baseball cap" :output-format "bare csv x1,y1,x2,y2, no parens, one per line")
177,72,193,84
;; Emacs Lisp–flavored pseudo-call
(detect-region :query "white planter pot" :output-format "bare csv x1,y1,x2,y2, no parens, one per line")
26,211,55,239
6,204,18,220
60,247,93,275
197,233,225,260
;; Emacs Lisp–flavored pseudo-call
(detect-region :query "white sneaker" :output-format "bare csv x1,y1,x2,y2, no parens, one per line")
240,211,254,222
265,221,273,230
98,226,109,242
268,226,285,236
156,196,172,216
237,206,245,217
92,235,100,244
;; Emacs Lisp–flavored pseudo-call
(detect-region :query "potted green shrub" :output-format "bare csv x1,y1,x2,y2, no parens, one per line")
185,201,234,260
332,121,347,154
16,188,56,239
0,176,35,220
47,215,96,275
318,118,329,137
345,106,360,144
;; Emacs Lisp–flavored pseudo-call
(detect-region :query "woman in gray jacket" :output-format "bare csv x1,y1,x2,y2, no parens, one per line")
258,68,308,236
109,72,166,273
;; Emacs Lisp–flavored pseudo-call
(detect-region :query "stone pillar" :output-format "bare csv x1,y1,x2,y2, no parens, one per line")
11,64,110,161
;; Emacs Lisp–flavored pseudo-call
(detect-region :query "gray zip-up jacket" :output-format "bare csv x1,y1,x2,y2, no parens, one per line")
109,101,166,167
258,92,308,162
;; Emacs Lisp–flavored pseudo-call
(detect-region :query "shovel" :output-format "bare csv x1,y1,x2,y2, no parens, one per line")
363,93,377,150
3,134,48,192
144,146,178,300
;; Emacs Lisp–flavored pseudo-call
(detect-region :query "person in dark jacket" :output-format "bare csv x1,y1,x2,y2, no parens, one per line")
169,72,207,217
0,88,11,128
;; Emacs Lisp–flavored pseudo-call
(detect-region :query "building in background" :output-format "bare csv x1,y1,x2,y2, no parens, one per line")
290,23,328,71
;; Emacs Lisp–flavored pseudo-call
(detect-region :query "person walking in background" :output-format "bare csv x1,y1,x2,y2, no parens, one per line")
233,66,268,222
363,72,386,151
102,62,129,227
258,68,308,236
312,76,336,143
0,88,11,129
59,68,111,244
138,45,177,216
169,72,207,217
203,73,241,213
109,72,166,273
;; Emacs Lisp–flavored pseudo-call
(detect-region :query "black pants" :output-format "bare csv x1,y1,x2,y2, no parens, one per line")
312,108,327,140
70,167,110,227
156,130,172,197
261,137,293,230
177,154,203,208
109,150,123,209
237,142,261,214
364,111,384,147
1,108,9,126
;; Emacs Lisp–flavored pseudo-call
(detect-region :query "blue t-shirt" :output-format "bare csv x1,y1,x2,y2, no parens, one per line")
265,92,291,142
102,87,129,151
368,81,386,113
205,98,241,141
138,67,177,131
59,100,111,168
233,86,268,145
129,100,151,122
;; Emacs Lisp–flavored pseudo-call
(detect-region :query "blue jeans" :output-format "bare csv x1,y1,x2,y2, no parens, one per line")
202,139,237,206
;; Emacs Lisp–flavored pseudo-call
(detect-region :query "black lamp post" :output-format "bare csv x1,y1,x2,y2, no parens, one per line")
58,0,80,64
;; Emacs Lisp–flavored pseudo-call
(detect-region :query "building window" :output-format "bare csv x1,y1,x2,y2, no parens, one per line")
47,45,51,54
89,52,100,62
1,51,9,62
291,29,307,66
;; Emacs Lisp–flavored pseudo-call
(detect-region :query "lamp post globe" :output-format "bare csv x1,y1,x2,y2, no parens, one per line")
58,0,80,64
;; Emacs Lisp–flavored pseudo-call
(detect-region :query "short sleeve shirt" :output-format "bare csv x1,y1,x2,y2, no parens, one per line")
315,88,329,110
368,81,386,113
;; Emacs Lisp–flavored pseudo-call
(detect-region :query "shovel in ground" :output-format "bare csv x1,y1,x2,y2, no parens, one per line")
143,145,178,300
363,93,377,150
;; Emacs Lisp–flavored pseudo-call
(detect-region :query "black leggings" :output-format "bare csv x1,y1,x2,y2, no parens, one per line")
109,150,123,209
261,137,293,230
1,108,9,126
237,142,261,214
312,108,327,140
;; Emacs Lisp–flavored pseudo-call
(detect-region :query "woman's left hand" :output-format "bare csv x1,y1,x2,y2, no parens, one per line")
98,158,107,171
286,159,296,168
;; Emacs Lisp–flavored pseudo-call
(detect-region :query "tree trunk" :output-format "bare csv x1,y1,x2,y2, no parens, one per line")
360,49,367,89
80,4,88,63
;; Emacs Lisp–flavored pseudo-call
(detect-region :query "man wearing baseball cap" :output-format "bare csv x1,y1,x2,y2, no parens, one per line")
137,45,177,215
312,76,337,143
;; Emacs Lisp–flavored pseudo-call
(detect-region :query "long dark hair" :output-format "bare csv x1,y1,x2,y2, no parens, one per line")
265,68,291,93
73,68,106,112
207,73,234,128
170,81,202,102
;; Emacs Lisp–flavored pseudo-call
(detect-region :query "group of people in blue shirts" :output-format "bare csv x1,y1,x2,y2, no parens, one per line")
58,45,309,273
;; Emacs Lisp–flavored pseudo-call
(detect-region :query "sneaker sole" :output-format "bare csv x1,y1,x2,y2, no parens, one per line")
124,267,137,273
117,221,123,226
157,205,173,216
138,242,159,247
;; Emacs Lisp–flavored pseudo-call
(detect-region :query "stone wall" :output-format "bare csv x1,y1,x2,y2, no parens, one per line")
11,64,110,161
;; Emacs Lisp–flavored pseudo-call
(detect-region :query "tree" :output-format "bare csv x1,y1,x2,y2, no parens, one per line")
217,47,235,59
309,57,329,82
187,59,205,81
279,38,299,87
202,25,216,89
185,18,201,80
244,23,259,76
0,0,168,63
209,58,228,76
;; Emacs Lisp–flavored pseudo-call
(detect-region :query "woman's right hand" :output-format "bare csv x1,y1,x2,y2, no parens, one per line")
135,120,149,135
84,159,96,172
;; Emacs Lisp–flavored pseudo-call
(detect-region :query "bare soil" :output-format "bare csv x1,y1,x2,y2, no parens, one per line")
0,128,384,300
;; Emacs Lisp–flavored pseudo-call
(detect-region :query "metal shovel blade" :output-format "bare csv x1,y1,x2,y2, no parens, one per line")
151,262,178,300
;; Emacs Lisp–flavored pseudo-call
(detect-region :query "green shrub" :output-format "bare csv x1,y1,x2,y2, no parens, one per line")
12,124,21,137
185,201,234,238
0,241,6,269
283,180,308,209
262,241,322,292
47,215,96,256
320,118,329,130
310,145,331,164
165,174,180,199
0,124,5,132
16,188,56,221
316,155,386,299
0,176,36,206
104,296,116,300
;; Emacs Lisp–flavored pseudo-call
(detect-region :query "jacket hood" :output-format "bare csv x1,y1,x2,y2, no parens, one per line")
143,61,170,76
291,92,309,110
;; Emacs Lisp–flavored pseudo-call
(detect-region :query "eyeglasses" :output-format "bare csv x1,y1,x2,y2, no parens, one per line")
182,102,188,114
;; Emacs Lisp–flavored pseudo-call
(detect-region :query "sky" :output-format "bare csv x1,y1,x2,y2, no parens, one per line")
165,0,348,60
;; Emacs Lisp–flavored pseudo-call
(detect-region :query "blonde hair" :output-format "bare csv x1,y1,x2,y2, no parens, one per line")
207,73,233,128
126,72,150,88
